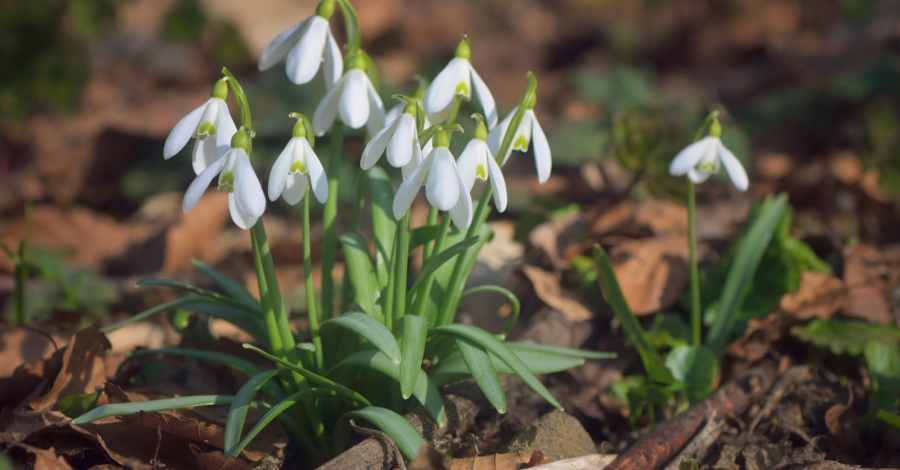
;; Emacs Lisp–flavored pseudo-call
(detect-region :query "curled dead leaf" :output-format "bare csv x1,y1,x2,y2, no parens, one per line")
189,444,251,470
842,245,891,325
29,325,111,412
520,266,594,321
779,271,845,320
607,235,689,316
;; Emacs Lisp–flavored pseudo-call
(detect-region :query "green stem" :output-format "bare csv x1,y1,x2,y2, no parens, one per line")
322,122,344,321
410,212,452,318
688,180,701,346
383,227,398,333
13,203,32,325
461,285,520,339
421,206,439,263
304,183,324,371
250,228,285,358
340,173,368,315
392,212,410,330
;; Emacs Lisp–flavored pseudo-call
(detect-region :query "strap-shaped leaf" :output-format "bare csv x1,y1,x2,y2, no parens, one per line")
244,344,372,407
367,166,396,290
339,233,382,320
454,336,506,413
73,395,236,424
505,342,617,361
224,370,278,455
101,297,201,333
437,324,563,410
593,245,674,384
191,259,260,310
322,312,401,364
399,316,428,400
179,301,269,343
408,236,480,295
327,349,446,426
136,279,256,312
409,226,439,251
430,347,586,387
335,407,426,460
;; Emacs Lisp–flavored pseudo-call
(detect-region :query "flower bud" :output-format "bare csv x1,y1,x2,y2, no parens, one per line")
212,78,229,100
231,128,249,150
316,0,335,19
433,129,450,148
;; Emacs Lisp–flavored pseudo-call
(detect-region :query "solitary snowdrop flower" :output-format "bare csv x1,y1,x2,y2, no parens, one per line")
269,115,328,205
486,94,551,184
257,0,342,89
164,78,237,175
313,53,384,136
424,38,497,129
183,129,266,230
361,101,419,171
457,114,507,212
393,130,472,229
668,119,748,191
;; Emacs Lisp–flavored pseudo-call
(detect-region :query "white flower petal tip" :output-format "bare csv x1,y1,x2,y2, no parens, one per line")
669,137,749,191
258,19,309,71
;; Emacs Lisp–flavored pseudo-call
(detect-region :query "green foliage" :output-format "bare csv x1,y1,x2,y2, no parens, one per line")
860,341,900,428
664,346,718,404
612,111,688,199
679,456,700,470
212,22,249,65
163,0,208,42
877,409,900,432
334,407,426,460
792,318,900,355
57,390,100,418
647,313,691,350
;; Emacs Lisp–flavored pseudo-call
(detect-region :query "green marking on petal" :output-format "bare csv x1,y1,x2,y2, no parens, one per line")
513,135,528,151
290,160,307,174
218,171,235,193
455,81,469,97
475,163,487,181
197,121,217,138
701,162,716,172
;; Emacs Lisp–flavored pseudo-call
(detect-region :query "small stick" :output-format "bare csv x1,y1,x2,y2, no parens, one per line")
661,408,725,470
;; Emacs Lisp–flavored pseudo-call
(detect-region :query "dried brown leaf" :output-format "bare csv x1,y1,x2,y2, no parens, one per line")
446,450,548,470
189,444,250,470
842,245,891,324
29,326,111,412
779,271,844,320
607,235,689,316
520,266,593,321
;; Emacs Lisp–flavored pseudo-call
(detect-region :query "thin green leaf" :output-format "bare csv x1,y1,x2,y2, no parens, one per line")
430,347,585,387
593,245,674,384
335,407,427,459
454,336,506,413
408,236,479,295
367,167,396,291
322,312,401,364
664,345,718,404
409,226,439,251
227,388,358,457
73,395,236,425
327,350,446,426
101,297,201,334
179,301,269,342
191,259,260,310
135,278,255,312
505,342,617,361
877,409,900,432
437,324,563,410
426,224,492,328
860,341,900,428
57,391,100,419
224,370,278,455
339,233,383,320
400,316,428,400
244,344,372,407
706,193,788,354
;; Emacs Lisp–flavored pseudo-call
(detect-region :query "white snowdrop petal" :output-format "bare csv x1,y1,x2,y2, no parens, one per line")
164,100,208,159
282,173,308,205
486,106,516,162
268,139,296,201
365,76,385,136
322,26,343,90
669,137,715,176
192,137,221,175
285,17,328,85
403,139,425,180
425,148,460,211
234,151,266,218
393,151,433,219
456,139,481,192
384,102,403,127
424,59,468,120
258,19,309,71
183,155,227,213
486,149,508,213
339,70,369,129
229,193,258,230
303,138,329,204
448,167,473,229
361,118,398,170
718,141,749,191
313,74,346,136
530,111,552,185
214,99,238,157
387,113,415,168
687,168,712,184
468,63,498,130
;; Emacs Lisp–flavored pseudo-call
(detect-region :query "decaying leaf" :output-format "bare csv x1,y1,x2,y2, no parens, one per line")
529,213,582,270
841,245,891,324
409,445,548,470
607,235,689,316
29,326,111,412
520,266,594,321
189,444,251,470
779,271,845,320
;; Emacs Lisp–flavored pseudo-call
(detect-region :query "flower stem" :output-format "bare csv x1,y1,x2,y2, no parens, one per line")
410,211,452,318
304,183,324,371
13,203,32,325
421,206,439,263
392,212,410,330
688,180,701,346
321,122,344,321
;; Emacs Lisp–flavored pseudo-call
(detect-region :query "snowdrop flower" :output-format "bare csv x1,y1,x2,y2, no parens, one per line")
385,75,430,126
424,38,497,129
668,119,748,191
486,95,551,184
164,78,237,175
269,115,328,205
393,130,472,229
183,129,266,230
457,114,507,212
313,53,384,136
361,101,419,171
257,0,342,89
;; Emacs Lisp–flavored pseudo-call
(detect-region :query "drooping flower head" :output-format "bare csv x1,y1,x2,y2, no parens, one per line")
269,114,328,205
313,52,385,136
183,128,266,229
668,118,748,191
258,0,343,89
486,91,551,184
164,78,237,175
457,114,507,212
392,129,472,229
424,37,497,129
361,99,422,174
